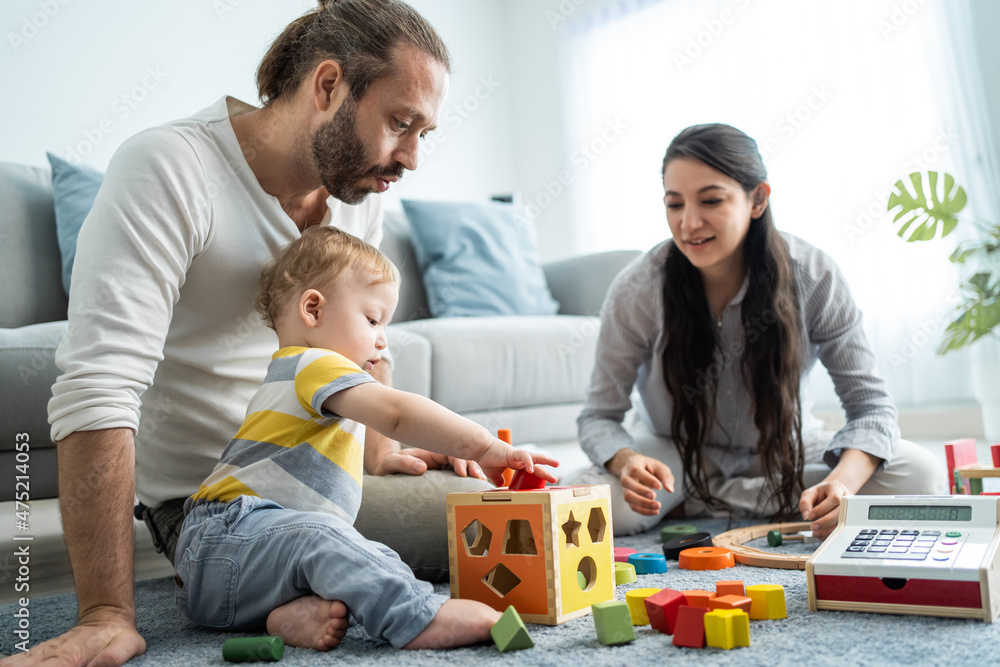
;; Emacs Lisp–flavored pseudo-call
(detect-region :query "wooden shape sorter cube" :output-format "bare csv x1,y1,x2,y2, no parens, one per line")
447,485,614,625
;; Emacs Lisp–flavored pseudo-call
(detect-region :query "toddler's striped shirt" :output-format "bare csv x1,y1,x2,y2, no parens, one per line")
188,346,376,522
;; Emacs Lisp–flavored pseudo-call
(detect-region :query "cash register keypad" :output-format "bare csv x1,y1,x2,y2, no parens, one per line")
842,528,956,561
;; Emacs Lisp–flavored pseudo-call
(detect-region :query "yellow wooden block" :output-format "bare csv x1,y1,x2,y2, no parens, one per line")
704,609,750,650
624,588,661,625
746,584,787,620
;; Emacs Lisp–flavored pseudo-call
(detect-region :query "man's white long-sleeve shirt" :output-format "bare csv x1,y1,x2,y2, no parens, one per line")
48,96,383,506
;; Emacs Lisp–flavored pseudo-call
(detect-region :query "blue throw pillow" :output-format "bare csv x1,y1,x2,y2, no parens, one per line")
401,199,559,317
46,152,104,295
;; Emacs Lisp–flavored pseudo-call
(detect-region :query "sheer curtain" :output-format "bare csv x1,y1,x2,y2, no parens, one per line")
559,0,994,408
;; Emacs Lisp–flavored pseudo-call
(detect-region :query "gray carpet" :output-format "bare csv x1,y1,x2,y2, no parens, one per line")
2,518,998,665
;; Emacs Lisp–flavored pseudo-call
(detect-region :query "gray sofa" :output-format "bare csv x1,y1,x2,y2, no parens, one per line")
0,159,640,502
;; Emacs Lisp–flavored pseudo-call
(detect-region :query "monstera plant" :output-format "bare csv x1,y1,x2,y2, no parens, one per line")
888,171,1000,354
888,170,1000,441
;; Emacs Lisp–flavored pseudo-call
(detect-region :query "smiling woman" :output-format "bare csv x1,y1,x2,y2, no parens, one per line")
571,123,945,537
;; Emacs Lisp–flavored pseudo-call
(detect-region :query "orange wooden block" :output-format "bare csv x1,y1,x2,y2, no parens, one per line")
681,590,715,607
709,595,752,614
678,547,735,570
672,605,708,648
715,580,745,597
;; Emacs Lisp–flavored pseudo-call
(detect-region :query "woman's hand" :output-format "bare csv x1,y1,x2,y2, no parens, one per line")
798,479,852,539
608,448,675,516
799,448,881,540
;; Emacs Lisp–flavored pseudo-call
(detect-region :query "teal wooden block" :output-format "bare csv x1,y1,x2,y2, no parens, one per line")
592,600,636,645
628,552,668,574
490,606,534,652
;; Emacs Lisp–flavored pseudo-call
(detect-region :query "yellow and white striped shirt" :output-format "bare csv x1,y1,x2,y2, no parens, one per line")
188,346,376,522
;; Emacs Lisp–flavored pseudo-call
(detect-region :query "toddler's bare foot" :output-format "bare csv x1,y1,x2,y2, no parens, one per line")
266,596,349,651
404,599,501,650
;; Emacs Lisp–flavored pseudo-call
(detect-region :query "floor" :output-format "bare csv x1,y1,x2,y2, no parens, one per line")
0,437,990,606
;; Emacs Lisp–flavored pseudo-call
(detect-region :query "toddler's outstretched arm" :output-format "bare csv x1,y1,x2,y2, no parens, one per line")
324,383,558,486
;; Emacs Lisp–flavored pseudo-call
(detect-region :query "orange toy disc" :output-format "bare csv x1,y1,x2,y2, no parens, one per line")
678,546,736,570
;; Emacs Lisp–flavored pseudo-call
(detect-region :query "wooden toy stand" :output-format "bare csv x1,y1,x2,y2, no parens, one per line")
447,485,614,625
711,522,813,569
946,439,1000,495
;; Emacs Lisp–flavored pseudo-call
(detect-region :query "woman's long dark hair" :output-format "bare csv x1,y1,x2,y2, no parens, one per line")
660,124,804,520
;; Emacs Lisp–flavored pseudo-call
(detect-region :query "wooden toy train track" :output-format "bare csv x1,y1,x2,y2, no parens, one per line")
711,521,813,570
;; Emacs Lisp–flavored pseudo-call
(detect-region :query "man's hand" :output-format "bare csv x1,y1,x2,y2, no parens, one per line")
607,449,675,516
3,610,145,667
367,447,488,481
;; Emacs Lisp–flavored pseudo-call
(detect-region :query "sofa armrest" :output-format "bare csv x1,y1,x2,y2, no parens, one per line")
0,321,66,500
543,250,642,316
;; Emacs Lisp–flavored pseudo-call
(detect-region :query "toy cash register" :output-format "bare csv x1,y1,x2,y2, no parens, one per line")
807,495,1000,622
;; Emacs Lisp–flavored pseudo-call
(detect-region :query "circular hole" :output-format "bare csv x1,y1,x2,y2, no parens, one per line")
577,556,597,592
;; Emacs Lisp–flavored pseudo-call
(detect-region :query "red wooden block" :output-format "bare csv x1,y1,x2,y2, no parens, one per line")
672,605,708,648
715,580,745,597
681,590,715,608
945,438,977,494
508,469,546,490
709,594,752,613
643,588,685,634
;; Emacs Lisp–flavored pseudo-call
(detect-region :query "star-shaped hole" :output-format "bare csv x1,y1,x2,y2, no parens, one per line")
562,511,582,548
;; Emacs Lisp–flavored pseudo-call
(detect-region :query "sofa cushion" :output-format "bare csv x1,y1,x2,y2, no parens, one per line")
401,199,559,318
0,162,68,328
46,152,104,295
391,315,599,414
380,210,431,322
0,320,67,500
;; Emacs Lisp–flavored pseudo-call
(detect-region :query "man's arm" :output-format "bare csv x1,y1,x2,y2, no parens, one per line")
7,428,145,666
362,361,486,480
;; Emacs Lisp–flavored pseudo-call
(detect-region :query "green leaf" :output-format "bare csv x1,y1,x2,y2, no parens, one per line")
937,294,1000,354
887,171,967,242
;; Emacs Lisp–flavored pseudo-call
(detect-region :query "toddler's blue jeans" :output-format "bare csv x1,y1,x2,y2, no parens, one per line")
174,495,447,647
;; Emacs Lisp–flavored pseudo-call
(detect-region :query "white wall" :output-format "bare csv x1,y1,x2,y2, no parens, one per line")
3,0,997,261
0,0,515,205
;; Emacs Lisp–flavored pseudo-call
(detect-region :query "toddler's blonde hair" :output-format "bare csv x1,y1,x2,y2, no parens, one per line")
256,226,399,330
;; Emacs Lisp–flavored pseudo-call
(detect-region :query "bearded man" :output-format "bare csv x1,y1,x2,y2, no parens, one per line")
21,3,491,666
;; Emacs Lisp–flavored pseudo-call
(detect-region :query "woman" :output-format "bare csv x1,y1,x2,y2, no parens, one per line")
574,123,943,538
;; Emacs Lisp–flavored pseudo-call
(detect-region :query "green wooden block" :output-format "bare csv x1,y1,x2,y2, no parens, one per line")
661,523,698,543
592,600,636,646
490,606,534,652
222,636,284,662
971,477,984,496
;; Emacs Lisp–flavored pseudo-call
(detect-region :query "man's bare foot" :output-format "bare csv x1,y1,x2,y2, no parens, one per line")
265,596,349,651
404,599,501,650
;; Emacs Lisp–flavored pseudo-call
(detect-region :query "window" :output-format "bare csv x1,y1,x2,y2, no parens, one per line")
560,0,991,407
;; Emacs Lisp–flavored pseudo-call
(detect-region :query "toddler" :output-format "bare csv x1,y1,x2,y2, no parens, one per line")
174,226,558,650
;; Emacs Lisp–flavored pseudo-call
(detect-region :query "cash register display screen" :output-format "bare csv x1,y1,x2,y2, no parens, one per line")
867,505,972,522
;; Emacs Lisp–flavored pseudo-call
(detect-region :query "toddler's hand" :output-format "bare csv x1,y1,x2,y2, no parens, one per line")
475,439,560,487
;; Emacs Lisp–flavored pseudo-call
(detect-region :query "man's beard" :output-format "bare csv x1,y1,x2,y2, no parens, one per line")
311,95,404,205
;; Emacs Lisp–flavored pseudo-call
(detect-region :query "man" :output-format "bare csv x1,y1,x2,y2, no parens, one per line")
13,2,489,665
